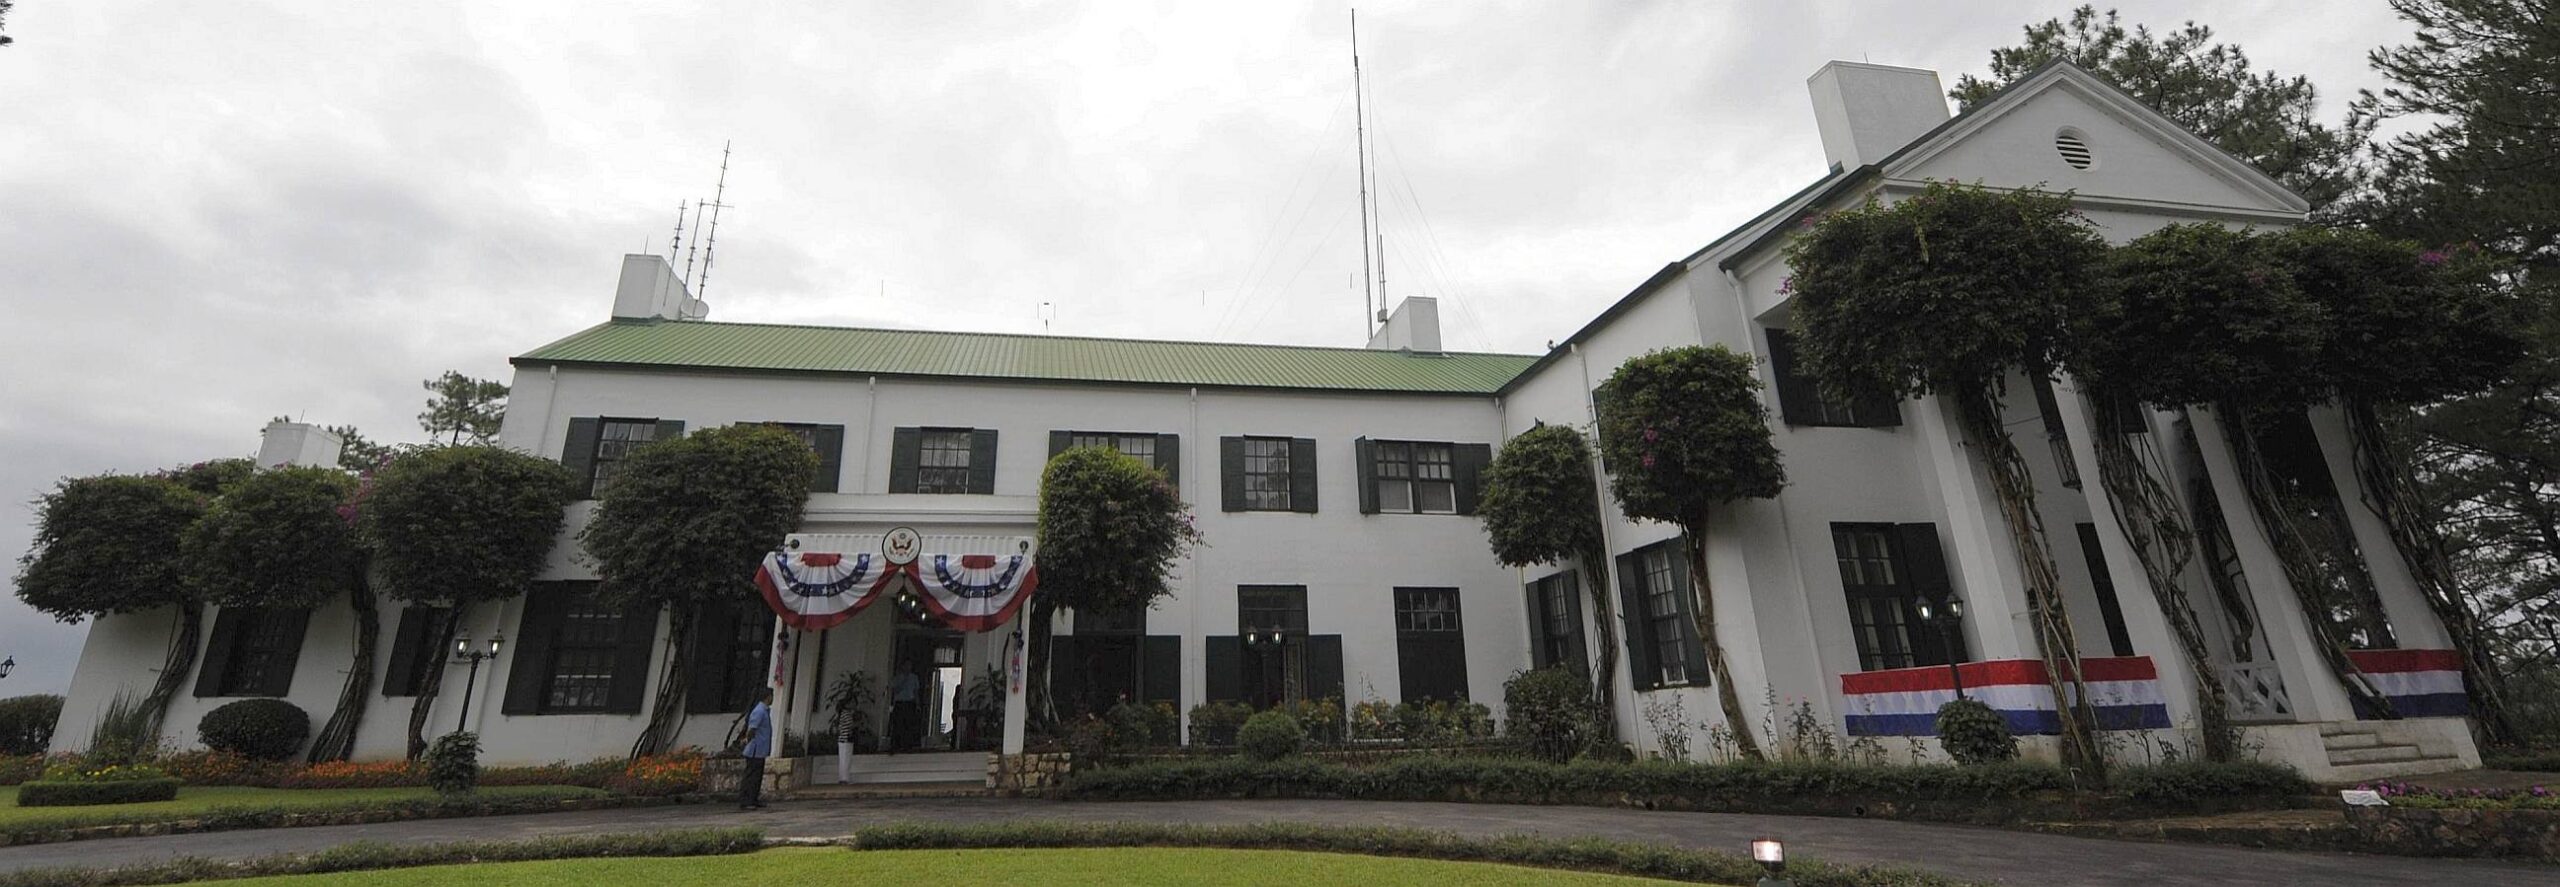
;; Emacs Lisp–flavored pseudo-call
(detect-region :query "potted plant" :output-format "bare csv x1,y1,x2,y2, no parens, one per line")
827,671,876,783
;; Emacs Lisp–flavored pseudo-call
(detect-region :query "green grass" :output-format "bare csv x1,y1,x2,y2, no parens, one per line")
214,848,1699,886
0,784,605,831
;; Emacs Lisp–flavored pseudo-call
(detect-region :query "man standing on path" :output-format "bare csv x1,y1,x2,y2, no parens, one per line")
740,688,773,810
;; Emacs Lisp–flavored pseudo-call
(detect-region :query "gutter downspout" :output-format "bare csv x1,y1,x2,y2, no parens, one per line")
859,376,879,492
1571,342,1635,741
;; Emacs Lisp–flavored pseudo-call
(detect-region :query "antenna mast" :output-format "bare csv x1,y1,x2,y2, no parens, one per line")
1352,9,1377,339
667,202,688,265
694,141,733,298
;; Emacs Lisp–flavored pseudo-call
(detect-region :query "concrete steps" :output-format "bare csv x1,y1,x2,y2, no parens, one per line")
833,751,989,785
2318,724,2461,782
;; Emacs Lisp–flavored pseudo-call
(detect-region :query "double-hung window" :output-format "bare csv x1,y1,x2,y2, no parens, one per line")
1375,442,1456,513
1638,546,1689,686
1765,328,1899,428
1392,587,1469,702
1527,572,1587,672
1832,523,1966,671
1242,437,1293,510
543,595,626,713
590,419,659,494
917,429,975,493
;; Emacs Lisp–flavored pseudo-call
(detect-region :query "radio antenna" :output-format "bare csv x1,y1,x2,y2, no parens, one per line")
667,201,688,265
694,141,733,298
1352,9,1378,339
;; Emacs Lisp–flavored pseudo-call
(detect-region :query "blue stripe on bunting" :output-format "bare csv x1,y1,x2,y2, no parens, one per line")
1845,704,2170,737
2351,692,2471,720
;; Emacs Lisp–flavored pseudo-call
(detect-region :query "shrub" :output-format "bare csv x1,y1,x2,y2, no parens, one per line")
1104,700,1178,748
2114,760,2311,805
0,827,765,885
1504,667,1600,763
1186,701,1252,745
0,695,62,756
197,699,310,761
1236,711,1304,761
423,731,479,795
1934,699,2016,765
0,754,45,786
16,776,182,806
1064,756,2077,813
483,757,623,788
84,692,156,767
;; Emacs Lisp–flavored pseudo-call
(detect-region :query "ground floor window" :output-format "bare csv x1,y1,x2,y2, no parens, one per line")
1526,571,1587,672
1393,587,1468,701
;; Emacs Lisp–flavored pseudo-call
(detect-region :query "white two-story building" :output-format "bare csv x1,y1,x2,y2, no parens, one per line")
56,60,2482,781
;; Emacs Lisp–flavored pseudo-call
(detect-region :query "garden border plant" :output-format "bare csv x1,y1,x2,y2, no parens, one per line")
0,827,765,887
0,786,648,847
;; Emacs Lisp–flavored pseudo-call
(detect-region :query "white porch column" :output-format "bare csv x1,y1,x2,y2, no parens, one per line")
2049,377,2202,731
2305,404,2450,649
1910,394,2037,661
2186,407,2358,723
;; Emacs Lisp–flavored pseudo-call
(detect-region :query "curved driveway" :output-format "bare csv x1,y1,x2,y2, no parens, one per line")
0,797,2549,886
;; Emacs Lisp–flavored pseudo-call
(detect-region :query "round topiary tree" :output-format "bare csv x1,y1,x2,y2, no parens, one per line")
0,694,63,756
2279,228,2530,742
197,698,310,761
1236,709,1305,761
1033,446,1202,728
2075,223,2395,720
1786,182,2109,770
183,466,369,762
362,445,576,760
581,424,816,758
1592,345,1785,759
1478,423,1618,738
14,471,221,745
423,730,479,795
1934,697,2019,765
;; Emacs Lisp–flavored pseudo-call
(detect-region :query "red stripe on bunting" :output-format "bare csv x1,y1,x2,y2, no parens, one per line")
1841,656,2158,694
2346,649,2464,674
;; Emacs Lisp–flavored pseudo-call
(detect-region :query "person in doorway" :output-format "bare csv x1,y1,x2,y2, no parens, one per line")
890,662,922,752
739,688,773,810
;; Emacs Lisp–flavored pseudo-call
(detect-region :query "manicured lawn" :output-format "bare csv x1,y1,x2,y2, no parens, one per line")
0,784,606,830
219,847,1699,886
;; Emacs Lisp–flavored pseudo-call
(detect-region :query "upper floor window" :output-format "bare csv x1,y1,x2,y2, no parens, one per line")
890,427,997,494
563,417,686,498
1221,436,1316,513
1356,438,1491,515
1050,431,1181,488
1765,328,1900,428
1832,522,1966,672
759,422,846,493
194,606,312,698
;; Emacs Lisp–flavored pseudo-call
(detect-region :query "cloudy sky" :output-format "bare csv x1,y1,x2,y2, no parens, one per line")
0,1,2414,696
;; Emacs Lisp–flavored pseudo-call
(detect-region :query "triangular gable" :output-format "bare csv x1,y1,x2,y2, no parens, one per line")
1880,63,2308,218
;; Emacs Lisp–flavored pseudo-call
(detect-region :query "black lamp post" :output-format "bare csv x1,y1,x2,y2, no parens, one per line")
451,631,503,733
1914,596,1966,700
0,657,15,680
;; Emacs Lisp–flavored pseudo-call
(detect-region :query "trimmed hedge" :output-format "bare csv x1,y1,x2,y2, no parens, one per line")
2110,760,2312,805
1066,756,2069,815
846,820,1989,887
0,786,624,845
16,777,183,806
0,827,764,887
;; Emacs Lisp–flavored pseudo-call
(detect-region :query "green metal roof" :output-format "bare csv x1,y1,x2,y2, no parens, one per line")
515,319,1541,395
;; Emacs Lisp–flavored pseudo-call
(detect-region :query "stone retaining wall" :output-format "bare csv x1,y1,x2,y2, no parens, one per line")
990,752,1073,794
2344,805,2560,861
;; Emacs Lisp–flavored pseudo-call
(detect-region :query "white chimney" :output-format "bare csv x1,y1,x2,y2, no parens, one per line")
611,254,697,321
1806,61,1951,171
1366,296,1442,354
257,421,344,469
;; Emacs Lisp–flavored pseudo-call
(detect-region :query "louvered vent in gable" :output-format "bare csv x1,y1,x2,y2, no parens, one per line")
2054,129,2096,170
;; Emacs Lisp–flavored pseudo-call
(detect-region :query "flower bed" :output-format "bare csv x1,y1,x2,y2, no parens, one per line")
16,763,183,807
2355,780,2560,810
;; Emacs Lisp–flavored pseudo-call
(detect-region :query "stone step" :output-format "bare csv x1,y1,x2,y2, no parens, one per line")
2324,758,2467,784
2328,744,2428,766
2317,722,2372,737
2321,732,2384,751
794,781,986,799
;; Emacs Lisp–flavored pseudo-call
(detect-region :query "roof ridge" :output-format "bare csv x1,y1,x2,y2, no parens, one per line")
614,318,1539,359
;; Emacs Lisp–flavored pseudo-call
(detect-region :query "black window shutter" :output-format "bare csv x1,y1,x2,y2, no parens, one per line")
888,427,922,493
1141,635,1181,705
1355,437,1380,515
193,607,244,698
1524,582,1550,670
501,586,566,716
1155,433,1180,489
685,601,736,714
604,601,660,714
1614,553,1656,691
1891,523,1954,600
563,418,603,498
1454,443,1493,515
382,606,430,697
1048,635,1088,717
255,608,313,697
1047,430,1072,459
1305,634,1345,702
968,429,999,494
811,425,845,493
1219,437,1246,512
1666,540,1709,687
1764,329,1816,427
1205,635,1242,702
1288,437,1319,513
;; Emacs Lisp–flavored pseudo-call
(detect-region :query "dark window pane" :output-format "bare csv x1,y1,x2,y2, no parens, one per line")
544,594,625,713
590,419,660,494
1641,547,1687,685
1242,437,1293,510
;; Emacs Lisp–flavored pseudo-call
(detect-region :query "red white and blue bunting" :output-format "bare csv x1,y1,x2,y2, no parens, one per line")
2346,649,2470,718
750,537,1037,634
1840,656,2171,736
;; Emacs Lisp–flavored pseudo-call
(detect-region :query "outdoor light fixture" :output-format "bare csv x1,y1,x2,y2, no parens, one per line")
0,656,14,680
1750,838,1789,887
1916,596,1968,700
449,631,504,734
1244,626,1286,651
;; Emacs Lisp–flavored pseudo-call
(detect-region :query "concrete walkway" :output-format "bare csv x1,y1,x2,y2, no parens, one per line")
0,797,2548,886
